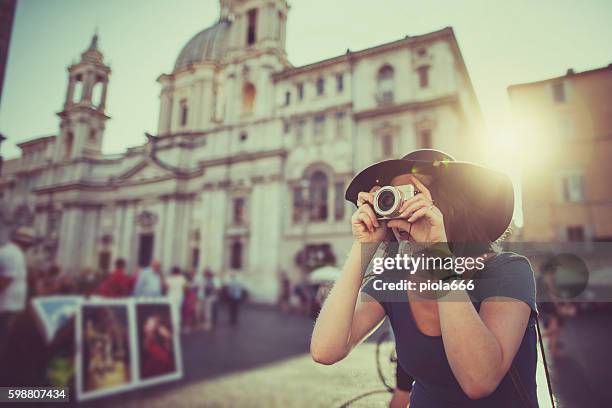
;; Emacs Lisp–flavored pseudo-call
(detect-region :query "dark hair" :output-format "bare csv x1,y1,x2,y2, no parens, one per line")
380,175,499,257
115,258,126,269
427,176,497,257
171,266,181,275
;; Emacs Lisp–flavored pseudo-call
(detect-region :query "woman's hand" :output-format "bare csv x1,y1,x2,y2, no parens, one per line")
387,176,448,243
351,187,387,243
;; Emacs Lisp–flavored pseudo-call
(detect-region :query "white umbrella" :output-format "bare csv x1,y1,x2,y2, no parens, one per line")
309,266,341,284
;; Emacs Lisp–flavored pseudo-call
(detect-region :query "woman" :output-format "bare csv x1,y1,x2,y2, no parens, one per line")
311,149,539,407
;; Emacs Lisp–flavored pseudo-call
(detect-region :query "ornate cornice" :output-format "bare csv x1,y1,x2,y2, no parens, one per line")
272,27,454,82
197,148,287,168
353,95,458,121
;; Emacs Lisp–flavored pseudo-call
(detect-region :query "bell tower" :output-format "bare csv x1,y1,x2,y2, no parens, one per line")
54,33,111,162
225,0,289,57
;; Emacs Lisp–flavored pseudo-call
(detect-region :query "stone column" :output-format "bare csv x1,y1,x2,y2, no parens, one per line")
125,201,140,273
200,188,227,275
156,198,168,266
226,73,237,123
162,199,177,273
249,179,282,302
85,206,102,270
192,80,204,130
55,208,69,267
71,119,88,160
57,205,83,274
152,201,165,263
99,80,108,110
179,198,194,268
112,202,126,262
65,76,75,107
82,71,94,102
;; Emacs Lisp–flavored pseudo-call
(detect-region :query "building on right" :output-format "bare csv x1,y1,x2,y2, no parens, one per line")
508,64,612,242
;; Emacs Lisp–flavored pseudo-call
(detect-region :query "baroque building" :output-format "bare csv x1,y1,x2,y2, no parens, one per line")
509,64,612,242
1,0,483,301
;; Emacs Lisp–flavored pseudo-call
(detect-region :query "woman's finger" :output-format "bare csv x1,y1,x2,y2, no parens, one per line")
360,203,380,228
407,206,433,223
357,191,375,206
370,185,382,193
357,212,374,232
387,218,412,232
399,194,431,212
411,176,432,201
398,199,429,219
397,194,428,216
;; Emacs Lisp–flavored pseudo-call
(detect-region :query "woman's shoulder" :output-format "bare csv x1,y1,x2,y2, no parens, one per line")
474,251,537,313
483,251,534,278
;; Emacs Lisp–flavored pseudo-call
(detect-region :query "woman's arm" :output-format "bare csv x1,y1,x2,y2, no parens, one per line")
311,189,388,365
311,241,386,365
438,292,531,399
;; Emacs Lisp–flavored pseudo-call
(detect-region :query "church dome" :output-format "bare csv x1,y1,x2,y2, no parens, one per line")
174,19,231,72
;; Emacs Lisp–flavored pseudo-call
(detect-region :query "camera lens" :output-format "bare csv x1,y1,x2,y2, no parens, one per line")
377,190,396,212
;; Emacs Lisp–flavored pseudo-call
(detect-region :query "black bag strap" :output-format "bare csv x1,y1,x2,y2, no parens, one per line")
509,318,556,408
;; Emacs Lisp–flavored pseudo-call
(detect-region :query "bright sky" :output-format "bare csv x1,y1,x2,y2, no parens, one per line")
2,1,611,180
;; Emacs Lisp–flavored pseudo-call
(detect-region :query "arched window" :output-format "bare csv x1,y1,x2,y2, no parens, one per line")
316,77,325,96
242,82,256,115
230,240,243,269
91,81,104,107
309,171,329,221
377,65,394,104
246,9,257,45
180,99,188,127
417,66,430,88
381,134,394,158
73,74,84,103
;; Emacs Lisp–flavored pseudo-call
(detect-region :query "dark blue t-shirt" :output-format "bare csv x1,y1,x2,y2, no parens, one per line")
362,252,539,407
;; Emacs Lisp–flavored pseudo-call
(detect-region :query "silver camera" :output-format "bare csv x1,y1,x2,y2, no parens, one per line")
373,185,416,220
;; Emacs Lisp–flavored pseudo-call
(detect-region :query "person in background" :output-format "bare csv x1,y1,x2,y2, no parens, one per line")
96,258,133,297
166,266,186,330
182,270,199,332
133,260,163,298
225,273,245,326
0,219,27,365
278,271,291,313
193,269,205,328
202,269,218,330
294,282,310,316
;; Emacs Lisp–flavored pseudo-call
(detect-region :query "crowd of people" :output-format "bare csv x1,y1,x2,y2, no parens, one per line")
25,257,249,333
0,219,250,387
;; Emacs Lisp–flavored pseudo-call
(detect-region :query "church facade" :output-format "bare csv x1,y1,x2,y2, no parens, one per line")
1,0,483,301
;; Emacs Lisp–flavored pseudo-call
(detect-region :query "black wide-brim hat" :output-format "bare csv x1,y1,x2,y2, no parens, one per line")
345,149,514,242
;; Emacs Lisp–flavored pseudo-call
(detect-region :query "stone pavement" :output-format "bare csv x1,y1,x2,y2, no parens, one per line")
86,305,393,408
84,305,610,408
